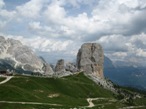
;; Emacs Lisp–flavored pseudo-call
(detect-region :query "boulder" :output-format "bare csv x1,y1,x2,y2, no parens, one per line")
77,43,104,78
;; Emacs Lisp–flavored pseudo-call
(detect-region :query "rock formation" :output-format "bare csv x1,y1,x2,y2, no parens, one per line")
55,59,65,72
77,43,104,78
65,62,78,73
54,59,73,77
0,36,54,75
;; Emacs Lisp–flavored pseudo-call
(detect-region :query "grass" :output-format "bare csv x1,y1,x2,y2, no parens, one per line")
92,99,127,109
0,103,66,109
0,77,6,82
0,73,146,109
0,73,114,108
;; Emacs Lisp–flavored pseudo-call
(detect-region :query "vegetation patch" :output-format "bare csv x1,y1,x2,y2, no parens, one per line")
0,77,6,82
0,73,146,109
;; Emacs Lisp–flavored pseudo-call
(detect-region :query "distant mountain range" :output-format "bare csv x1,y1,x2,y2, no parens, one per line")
104,56,146,90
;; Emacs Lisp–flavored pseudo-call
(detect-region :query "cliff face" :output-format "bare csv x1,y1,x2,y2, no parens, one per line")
54,59,72,77
77,43,104,78
0,36,54,75
55,59,65,72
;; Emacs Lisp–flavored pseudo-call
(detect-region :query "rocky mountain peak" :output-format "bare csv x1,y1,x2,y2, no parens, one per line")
0,36,54,75
77,43,104,78
55,59,65,72
0,36,5,42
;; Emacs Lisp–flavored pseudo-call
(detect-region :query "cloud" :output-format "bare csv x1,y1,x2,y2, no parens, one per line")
3,33,79,55
97,33,146,65
0,3,16,30
0,0,4,8
1,0,146,65
97,35,128,52
136,48,146,57
16,0,49,19
91,0,146,36
44,2,66,24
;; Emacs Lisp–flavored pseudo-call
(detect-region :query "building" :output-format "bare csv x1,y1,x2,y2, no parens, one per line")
0,70,13,76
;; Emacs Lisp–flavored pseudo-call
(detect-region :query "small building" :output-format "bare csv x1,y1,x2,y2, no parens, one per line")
0,70,13,76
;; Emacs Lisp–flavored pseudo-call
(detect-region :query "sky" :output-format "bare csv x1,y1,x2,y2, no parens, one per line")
0,0,146,65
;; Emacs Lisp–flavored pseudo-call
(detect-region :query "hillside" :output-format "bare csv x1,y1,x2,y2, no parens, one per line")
0,73,146,109
104,56,146,90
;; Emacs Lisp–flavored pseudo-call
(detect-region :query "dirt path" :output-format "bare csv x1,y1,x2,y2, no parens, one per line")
0,76,13,85
86,98,145,109
86,98,108,108
119,105,145,109
0,101,61,106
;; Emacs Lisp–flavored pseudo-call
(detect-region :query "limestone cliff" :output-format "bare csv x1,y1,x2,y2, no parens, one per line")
77,43,104,78
0,36,54,75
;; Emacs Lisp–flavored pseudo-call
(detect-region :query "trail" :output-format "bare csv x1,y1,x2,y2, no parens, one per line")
86,98,108,108
119,105,145,109
0,101,61,106
0,76,13,85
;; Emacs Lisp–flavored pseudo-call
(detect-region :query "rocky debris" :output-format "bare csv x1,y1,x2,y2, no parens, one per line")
65,62,78,73
0,36,54,75
77,43,104,78
48,93,60,98
85,73,116,93
54,70,72,78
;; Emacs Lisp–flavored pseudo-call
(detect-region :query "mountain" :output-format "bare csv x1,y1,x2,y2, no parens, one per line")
104,56,146,90
104,56,115,69
0,36,54,75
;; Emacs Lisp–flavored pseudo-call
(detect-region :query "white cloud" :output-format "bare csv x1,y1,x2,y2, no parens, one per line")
97,35,128,51
97,33,146,64
0,10,16,18
0,0,4,8
1,0,146,64
16,0,48,18
113,52,127,57
136,48,146,57
0,8,16,30
44,2,66,24
29,22,42,30
3,34,75,54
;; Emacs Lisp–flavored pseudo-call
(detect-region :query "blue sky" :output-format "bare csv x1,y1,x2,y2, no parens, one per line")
0,0,146,65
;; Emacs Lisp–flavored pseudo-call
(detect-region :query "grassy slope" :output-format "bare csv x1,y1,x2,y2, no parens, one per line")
0,73,114,108
0,73,145,109
0,77,6,82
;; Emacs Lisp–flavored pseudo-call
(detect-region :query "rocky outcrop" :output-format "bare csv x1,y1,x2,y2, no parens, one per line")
85,73,116,93
55,59,65,72
65,62,78,73
77,43,104,78
0,36,54,75
54,59,72,77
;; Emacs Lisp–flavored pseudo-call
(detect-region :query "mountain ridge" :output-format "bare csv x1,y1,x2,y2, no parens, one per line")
0,36,54,75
